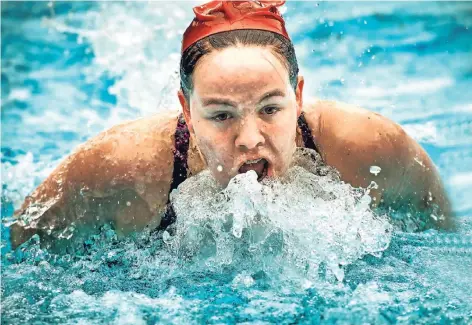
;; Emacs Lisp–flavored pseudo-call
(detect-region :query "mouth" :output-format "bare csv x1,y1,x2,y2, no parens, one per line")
238,158,269,181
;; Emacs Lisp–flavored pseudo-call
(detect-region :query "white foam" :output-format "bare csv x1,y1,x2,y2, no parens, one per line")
53,2,199,116
167,150,392,283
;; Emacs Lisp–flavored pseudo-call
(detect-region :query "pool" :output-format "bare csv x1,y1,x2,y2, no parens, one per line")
2,1,472,324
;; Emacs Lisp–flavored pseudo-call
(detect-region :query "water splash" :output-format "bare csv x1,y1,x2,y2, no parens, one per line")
166,149,392,283
2,2,472,323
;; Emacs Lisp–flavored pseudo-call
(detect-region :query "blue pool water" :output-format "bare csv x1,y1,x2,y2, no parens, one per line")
2,1,472,324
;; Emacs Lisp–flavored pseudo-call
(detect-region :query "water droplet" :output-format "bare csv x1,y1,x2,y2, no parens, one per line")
369,166,381,176
232,226,242,238
162,230,171,243
414,157,425,167
368,181,379,190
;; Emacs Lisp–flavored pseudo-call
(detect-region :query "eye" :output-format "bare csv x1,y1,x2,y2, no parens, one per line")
212,112,232,122
262,106,280,115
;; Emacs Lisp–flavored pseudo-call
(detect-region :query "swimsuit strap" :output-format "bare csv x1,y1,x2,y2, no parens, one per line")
297,112,320,153
159,114,190,230
170,114,191,192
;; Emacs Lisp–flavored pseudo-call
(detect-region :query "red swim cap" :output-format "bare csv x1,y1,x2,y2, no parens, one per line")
182,1,290,53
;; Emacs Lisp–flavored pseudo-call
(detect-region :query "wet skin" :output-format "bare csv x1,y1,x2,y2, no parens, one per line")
179,47,303,187
10,47,454,248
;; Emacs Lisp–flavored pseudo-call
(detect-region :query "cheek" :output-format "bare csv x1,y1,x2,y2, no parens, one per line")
273,132,297,164
266,115,298,167
196,131,236,186
270,114,298,149
195,125,234,167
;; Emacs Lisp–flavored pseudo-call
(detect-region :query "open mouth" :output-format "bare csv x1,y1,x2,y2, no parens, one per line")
238,158,269,181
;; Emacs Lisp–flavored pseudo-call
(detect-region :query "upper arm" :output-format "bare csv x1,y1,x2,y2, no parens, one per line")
11,113,178,247
355,115,454,230
389,127,455,230
308,101,404,204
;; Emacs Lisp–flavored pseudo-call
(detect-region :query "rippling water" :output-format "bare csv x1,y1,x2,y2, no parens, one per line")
1,1,472,324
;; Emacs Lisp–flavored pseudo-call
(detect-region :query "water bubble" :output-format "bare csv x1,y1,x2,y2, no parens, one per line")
232,272,255,288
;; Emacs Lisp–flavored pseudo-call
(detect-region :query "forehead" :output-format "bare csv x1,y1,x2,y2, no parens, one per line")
192,46,290,101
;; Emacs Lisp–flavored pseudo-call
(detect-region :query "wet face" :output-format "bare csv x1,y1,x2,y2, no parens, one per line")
179,46,304,187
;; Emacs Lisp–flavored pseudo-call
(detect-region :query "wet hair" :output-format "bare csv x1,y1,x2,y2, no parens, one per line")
180,29,299,102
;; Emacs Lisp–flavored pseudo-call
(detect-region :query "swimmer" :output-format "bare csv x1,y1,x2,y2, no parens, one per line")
10,1,454,248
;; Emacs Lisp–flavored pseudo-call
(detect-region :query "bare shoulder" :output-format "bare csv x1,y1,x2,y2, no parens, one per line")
68,111,180,207
302,100,407,194
23,111,179,216
303,100,454,230
305,100,406,160
82,111,178,164
305,100,404,148
11,111,180,247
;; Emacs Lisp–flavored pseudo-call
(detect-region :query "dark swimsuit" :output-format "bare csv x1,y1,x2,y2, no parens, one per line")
157,112,319,230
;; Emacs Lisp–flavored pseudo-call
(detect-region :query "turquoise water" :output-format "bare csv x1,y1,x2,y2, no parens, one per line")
2,1,472,324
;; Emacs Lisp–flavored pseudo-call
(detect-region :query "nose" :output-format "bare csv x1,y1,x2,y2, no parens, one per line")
235,116,265,151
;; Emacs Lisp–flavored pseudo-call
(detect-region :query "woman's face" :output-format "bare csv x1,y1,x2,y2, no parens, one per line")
179,46,304,187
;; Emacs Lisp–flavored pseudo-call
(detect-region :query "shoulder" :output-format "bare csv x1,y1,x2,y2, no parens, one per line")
302,100,454,229
62,111,180,205
306,100,404,149
86,111,179,159
12,112,182,244
305,100,407,159
302,100,409,191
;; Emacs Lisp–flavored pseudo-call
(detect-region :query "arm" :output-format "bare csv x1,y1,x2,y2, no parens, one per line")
385,125,455,230
10,114,178,248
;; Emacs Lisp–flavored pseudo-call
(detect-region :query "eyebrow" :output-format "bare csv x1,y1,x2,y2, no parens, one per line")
201,89,286,108
201,97,238,107
258,89,286,102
